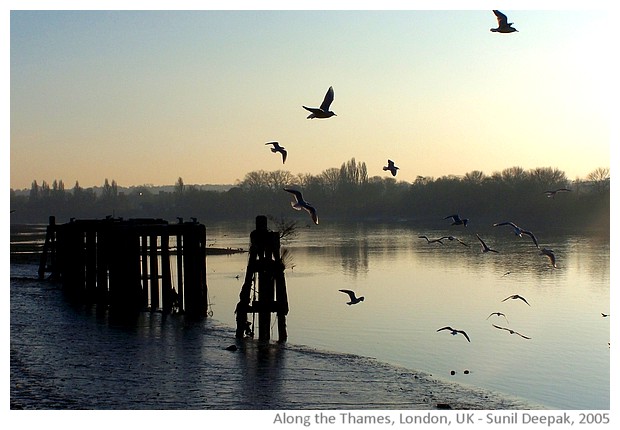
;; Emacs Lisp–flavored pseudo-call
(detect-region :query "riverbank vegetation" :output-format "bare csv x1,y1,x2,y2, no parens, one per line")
10,159,609,233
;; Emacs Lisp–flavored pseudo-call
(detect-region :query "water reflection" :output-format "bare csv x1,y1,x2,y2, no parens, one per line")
206,222,609,409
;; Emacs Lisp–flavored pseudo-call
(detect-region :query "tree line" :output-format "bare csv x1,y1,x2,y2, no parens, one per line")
10,159,610,232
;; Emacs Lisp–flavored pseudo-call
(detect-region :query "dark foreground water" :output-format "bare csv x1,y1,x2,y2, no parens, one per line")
10,262,538,411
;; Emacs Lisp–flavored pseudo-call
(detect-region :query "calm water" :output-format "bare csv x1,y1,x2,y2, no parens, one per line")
203,220,610,410
10,220,610,410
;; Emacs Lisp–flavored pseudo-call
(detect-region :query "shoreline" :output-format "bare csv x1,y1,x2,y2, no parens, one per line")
9,274,544,410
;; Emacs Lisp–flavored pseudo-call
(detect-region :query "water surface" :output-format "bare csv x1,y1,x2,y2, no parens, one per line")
204,221,610,410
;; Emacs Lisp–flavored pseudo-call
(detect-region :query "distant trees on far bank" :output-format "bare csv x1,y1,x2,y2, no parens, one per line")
10,160,610,233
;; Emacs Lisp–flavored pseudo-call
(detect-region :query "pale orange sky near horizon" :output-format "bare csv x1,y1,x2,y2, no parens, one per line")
9,7,613,190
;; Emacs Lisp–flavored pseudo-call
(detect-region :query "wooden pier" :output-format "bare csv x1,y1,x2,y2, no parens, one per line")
39,216,209,317
235,215,289,342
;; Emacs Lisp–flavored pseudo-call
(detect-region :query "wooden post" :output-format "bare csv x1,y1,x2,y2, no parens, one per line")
140,234,149,307
235,216,288,342
96,224,109,304
273,231,288,343
161,233,173,314
176,227,184,313
149,234,159,310
85,229,97,301
38,216,56,280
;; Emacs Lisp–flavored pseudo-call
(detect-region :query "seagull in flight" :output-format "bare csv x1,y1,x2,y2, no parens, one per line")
383,159,399,176
502,294,530,306
418,235,444,245
539,248,557,268
544,188,571,199
437,326,471,342
487,312,509,324
444,214,469,227
284,188,319,225
477,234,499,253
440,236,469,247
492,324,531,339
303,86,336,119
339,289,364,305
493,222,539,248
265,141,287,164
490,10,518,33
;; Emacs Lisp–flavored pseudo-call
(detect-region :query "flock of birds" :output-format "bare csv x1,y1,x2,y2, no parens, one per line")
257,11,599,345
332,190,577,347
262,11,521,228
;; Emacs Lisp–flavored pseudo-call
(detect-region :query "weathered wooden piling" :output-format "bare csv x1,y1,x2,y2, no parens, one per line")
235,215,289,342
39,217,208,317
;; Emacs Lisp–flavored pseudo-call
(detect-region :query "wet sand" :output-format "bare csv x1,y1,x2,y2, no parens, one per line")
10,274,542,410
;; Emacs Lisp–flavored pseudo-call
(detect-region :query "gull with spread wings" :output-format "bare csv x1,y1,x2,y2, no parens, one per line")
492,324,531,339
490,10,518,33
339,289,364,305
444,214,469,227
493,221,539,248
437,326,471,342
477,234,499,253
265,141,287,164
383,159,399,177
284,188,319,225
303,86,336,119
502,294,531,306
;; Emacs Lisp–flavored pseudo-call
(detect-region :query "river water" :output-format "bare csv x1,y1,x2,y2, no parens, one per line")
203,220,610,410
10,220,610,410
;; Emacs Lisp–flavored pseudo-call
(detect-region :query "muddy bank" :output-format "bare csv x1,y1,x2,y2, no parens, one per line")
10,275,542,410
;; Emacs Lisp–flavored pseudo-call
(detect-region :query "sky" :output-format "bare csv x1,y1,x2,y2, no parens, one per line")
7,2,615,190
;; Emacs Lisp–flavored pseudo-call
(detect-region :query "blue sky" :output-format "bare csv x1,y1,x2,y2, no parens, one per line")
8,2,614,189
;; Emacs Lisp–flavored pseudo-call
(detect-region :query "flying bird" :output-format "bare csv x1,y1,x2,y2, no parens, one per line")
339,289,364,305
539,248,557,268
601,313,610,318
476,234,499,253
303,86,336,119
437,326,471,342
283,188,319,225
383,159,399,176
502,294,530,306
493,222,539,248
544,188,571,198
418,235,444,245
490,10,518,33
440,236,469,247
444,214,469,227
265,141,287,164
487,312,509,324
492,324,531,339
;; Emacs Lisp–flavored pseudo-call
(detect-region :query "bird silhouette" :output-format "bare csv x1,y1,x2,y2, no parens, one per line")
544,188,571,198
265,141,287,164
476,234,499,253
490,10,518,33
539,248,557,268
493,222,539,248
440,236,469,247
303,86,336,119
492,324,530,339
444,214,469,227
383,159,399,176
487,312,509,324
601,313,610,318
437,326,471,342
284,188,319,225
502,294,530,306
418,235,444,245
339,289,364,305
